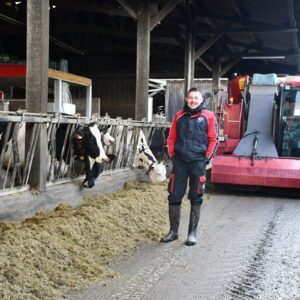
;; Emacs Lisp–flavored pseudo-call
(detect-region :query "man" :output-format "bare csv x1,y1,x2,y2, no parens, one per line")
161,87,218,246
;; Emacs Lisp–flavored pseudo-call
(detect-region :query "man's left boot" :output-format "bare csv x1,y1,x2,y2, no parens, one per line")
185,204,201,246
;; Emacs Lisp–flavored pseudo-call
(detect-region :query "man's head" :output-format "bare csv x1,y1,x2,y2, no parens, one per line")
185,88,203,110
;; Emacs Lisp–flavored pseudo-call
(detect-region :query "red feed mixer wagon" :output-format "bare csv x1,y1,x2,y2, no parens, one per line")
211,73,300,189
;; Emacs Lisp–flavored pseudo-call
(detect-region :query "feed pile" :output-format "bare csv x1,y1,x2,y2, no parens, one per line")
0,181,171,300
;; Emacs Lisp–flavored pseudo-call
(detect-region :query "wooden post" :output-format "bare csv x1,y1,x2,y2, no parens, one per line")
26,0,49,192
184,32,195,95
184,1,195,96
212,46,221,112
212,45,221,94
135,0,150,120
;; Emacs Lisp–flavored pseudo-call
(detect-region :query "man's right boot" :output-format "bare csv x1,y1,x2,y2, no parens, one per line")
160,205,180,243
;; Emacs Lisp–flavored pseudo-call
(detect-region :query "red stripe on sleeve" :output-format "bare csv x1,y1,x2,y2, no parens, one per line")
204,112,219,160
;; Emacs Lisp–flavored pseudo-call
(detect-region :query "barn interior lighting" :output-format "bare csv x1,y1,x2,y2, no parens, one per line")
52,5,56,8
15,1,21,4
242,56,286,59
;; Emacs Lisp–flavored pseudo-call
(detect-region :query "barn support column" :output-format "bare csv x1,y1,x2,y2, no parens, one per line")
211,46,221,112
26,0,49,192
184,32,195,95
184,1,195,96
135,0,150,120
212,46,221,95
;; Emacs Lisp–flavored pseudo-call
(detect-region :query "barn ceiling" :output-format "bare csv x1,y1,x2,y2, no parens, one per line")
1,0,300,79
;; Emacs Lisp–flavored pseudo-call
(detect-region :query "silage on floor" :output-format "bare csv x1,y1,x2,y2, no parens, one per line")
0,181,171,300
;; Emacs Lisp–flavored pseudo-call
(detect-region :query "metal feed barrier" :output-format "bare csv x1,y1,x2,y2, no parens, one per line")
0,112,170,196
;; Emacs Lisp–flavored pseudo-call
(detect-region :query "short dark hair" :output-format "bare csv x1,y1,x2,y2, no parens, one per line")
187,87,202,97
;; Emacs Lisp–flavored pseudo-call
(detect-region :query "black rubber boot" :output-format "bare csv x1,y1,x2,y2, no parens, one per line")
160,205,181,243
185,204,201,246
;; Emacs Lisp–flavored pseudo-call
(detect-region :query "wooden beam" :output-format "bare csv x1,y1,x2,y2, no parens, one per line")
221,50,300,58
116,0,137,20
48,69,92,86
135,0,150,120
198,57,212,72
0,11,84,55
52,22,181,45
194,8,286,31
150,0,182,31
220,57,241,77
230,0,243,16
220,46,252,76
230,0,268,67
286,0,300,71
212,44,221,94
195,25,298,35
194,34,222,60
58,1,132,17
184,32,195,95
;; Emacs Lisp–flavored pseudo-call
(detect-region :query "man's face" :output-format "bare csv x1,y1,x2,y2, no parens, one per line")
185,91,203,110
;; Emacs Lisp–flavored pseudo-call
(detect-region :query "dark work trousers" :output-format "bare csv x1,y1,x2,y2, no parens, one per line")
168,157,206,205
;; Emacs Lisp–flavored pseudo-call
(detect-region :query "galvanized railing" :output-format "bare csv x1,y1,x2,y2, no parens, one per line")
0,112,170,195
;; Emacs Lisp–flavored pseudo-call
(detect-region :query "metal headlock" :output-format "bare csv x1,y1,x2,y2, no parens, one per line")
0,112,170,196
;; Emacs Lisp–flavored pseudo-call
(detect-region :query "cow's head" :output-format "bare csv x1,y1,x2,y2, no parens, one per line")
147,161,167,183
100,125,115,146
73,123,109,163
132,130,167,183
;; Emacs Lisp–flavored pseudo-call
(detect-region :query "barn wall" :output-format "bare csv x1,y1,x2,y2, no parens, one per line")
165,79,228,122
72,77,136,118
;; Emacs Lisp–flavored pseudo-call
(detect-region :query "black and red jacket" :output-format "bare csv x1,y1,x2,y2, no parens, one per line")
168,103,218,162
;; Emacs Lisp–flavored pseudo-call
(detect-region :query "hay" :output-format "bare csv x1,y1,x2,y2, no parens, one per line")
0,181,174,300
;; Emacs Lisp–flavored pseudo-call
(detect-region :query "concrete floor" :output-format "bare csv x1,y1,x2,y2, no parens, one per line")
67,189,300,300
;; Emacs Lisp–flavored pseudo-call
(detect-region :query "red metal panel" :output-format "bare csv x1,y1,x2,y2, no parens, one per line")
0,65,26,77
228,75,249,103
224,103,243,139
211,155,300,188
216,139,240,154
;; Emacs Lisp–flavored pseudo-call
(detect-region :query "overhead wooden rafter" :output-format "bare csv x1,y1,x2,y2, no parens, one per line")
196,25,298,35
194,34,222,60
116,0,137,20
150,0,183,31
230,0,267,67
286,0,300,71
2,0,300,77
57,1,131,17
0,11,84,55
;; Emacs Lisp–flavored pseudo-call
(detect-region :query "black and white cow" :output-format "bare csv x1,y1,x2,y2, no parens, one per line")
133,130,166,183
0,121,26,188
0,121,25,169
149,128,170,162
73,123,115,188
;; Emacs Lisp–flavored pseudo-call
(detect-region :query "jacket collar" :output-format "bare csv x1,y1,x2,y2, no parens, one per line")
183,102,205,116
